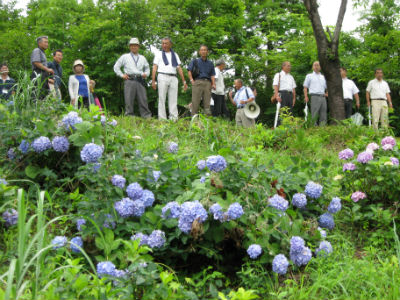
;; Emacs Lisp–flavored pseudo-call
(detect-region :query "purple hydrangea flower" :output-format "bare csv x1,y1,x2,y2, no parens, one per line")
292,193,307,209
316,241,333,256
209,203,225,222
103,214,116,229
51,236,68,250
141,190,155,207
62,111,83,131
338,148,354,160
318,213,335,230
162,202,181,219
200,176,206,183
168,142,179,153
357,151,373,164
268,194,289,212
126,182,143,200
247,244,262,259
70,236,83,253
206,155,227,172
390,157,399,166
197,160,206,170
108,119,118,127
153,171,161,182
227,202,244,220
305,181,323,199
381,136,396,147
114,198,136,218
111,175,126,189
76,218,86,231
80,143,103,163
131,232,148,246
2,209,18,226
272,254,289,275
382,144,394,151
97,261,116,278
351,191,366,202
178,201,208,234
343,163,356,171
7,148,15,160
19,140,30,154
52,136,70,152
366,142,379,151
290,246,312,266
290,236,305,253
100,115,107,125
32,136,51,153
147,230,166,248
327,197,342,214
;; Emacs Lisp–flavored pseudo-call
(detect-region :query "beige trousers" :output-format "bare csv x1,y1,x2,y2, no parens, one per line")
191,79,212,116
157,74,179,120
235,108,255,128
371,100,388,129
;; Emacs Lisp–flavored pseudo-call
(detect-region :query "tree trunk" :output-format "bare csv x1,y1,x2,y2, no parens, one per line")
304,0,347,122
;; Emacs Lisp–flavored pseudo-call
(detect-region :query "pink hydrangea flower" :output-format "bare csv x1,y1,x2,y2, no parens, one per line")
351,191,366,202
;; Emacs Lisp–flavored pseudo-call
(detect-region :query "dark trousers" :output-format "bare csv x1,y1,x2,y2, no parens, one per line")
344,99,353,119
78,97,89,109
277,91,293,126
124,79,152,118
211,93,225,117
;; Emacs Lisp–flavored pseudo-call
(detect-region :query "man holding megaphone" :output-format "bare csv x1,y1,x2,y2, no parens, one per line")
228,79,257,128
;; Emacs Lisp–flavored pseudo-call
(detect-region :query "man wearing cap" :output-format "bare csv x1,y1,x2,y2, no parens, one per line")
366,68,392,130
303,61,328,125
31,36,54,99
211,58,227,117
228,79,255,128
187,45,216,116
340,67,360,119
273,61,296,117
0,63,16,101
114,38,152,118
152,37,187,120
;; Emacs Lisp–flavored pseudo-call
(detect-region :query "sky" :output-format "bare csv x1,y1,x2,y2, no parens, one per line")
6,0,363,32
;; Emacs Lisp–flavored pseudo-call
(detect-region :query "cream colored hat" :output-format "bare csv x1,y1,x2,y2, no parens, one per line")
128,37,140,45
73,59,85,71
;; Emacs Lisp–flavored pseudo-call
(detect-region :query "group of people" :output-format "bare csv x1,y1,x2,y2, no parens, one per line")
0,35,394,130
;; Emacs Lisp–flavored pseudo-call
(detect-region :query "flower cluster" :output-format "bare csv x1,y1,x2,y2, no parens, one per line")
76,218,86,231
343,163,356,172
114,197,145,218
247,244,262,259
315,241,333,256
97,261,116,278
111,175,126,189
0,178,7,185
269,194,289,212
126,182,143,200
381,136,396,148
51,236,68,250
292,193,307,209
382,144,394,151
70,236,83,253
227,203,244,220
272,254,289,275
357,151,373,164
168,142,179,153
206,155,227,172
351,191,366,202
178,201,208,233
141,190,155,207
80,143,103,163
208,202,244,222
318,227,327,239
19,140,30,154
318,213,335,230
131,230,166,248
62,111,82,131
32,136,52,153
290,236,312,267
7,148,15,160
390,157,399,166
327,197,341,214
103,214,116,229
305,181,323,199
153,171,161,182
162,202,182,219
52,136,70,153
366,142,379,152
2,209,18,226
108,119,118,127
338,148,354,160
197,160,206,170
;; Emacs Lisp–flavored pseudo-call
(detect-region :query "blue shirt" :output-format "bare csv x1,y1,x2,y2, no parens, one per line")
233,86,255,108
47,60,63,88
187,58,215,80
76,75,89,97
0,77,16,100
303,71,327,94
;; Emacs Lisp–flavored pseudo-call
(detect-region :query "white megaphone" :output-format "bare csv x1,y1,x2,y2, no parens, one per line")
244,102,260,119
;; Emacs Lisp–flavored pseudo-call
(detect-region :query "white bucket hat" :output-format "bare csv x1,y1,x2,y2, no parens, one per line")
128,37,140,45
73,59,85,71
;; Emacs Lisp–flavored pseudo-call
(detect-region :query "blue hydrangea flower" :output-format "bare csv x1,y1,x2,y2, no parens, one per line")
316,241,333,256
290,236,305,253
0,178,8,185
111,175,126,189
52,136,70,153
162,202,181,219
80,143,103,163
51,236,68,250
131,232,148,246
114,198,136,218
103,214,116,229
227,202,244,220
32,136,52,153
327,197,341,214
272,254,289,275
290,246,312,266
19,140,30,154
268,194,289,212
76,218,86,231
7,148,15,160
141,189,155,207
318,227,327,239
108,119,118,127
92,163,101,173
153,171,161,182
318,213,335,230
62,111,82,131
197,160,206,170
131,200,145,217
97,261,116,278
126,182,143,200
114,269,127,278
168,142,179,153
2,209,18,226
292,193,307,209
209,203,225,221
305,181,323,199
247,244,262,259
147,230,166,248
100,115,107,125
178,201,208,234
70,236,83,253
200,176,206,183
206,155,227,172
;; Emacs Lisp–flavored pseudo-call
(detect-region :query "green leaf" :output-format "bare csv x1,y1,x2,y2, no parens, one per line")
25,165,41,179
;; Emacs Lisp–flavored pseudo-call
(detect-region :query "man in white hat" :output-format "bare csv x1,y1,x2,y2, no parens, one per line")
114,38,152,118
152,37,187,120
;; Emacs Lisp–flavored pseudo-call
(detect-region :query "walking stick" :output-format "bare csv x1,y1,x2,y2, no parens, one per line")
304,102,308,121
274,102,281,128
368,106,371,127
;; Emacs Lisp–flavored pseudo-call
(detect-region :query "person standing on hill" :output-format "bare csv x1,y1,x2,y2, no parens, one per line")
366,68,392,130
340,67,360,119
211,58,228,118
68,60,90,109
114,38,152,118
303,61,328,125
47,49,63,100
31,36,54,99
152,37,187,121
228,79,255,128
0,63,16,101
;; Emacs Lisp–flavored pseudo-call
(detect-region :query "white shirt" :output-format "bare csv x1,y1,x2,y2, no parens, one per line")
342,78,359,100
212,67,225,95
113,53,150,78
233,86,255,108
303,71,327,94
153,51,181,74
366,78,390,100
273,70,296,91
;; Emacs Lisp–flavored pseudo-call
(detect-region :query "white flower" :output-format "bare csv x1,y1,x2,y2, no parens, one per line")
153,154,158,159
133,136,142,140
333,175,343,181
384,161,394,166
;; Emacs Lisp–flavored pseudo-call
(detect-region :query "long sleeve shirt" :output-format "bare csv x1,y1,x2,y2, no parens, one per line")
113,53,150,78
